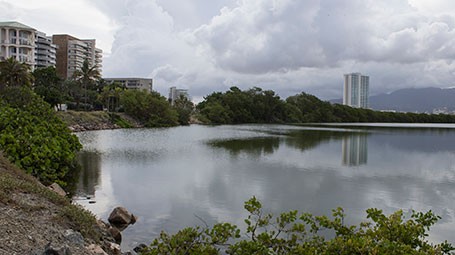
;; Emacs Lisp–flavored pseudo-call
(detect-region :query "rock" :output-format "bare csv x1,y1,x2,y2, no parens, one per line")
64,229,84,246
108,207,136,229
109,226,122,244
133,243,148,253
41,242,72,255
106,242,121,254
48,183,66,197
87,244,108,255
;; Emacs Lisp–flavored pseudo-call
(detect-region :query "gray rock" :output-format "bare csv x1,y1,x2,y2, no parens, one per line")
37,242,72,255
133,243,147,253
64,229,84,246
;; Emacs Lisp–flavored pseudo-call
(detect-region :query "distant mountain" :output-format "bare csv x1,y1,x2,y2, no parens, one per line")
331,87,455,113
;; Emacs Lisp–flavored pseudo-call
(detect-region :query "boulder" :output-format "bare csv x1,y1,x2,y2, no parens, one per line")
64,229,84,246
42,242,71,255
133,243,148,253
48,183,66,197
108,207,137,229
109,227,122,244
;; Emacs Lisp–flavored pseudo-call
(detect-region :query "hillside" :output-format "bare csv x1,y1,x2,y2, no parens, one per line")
0,153,118,255
331,87,455,113
369,87,455,113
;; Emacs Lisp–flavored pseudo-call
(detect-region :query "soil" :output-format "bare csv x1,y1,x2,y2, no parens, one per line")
0,154,121,255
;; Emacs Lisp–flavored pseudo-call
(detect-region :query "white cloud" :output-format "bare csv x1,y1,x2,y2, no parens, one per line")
3,0,455,100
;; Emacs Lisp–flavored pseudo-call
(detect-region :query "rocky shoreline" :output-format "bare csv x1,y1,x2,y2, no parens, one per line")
0,153,147,255
57,111,144,132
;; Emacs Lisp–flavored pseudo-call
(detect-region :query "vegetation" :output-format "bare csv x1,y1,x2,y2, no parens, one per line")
0,87,81,186
197,87,287,124
197,88,455,124
142,197,454,255
121,90,179,127
0,153,102,242
32,66,65,109
0,57,33,89
173,94,195,125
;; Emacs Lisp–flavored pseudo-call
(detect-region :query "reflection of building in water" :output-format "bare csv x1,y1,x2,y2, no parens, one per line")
77,151,102,196
342,134,368,166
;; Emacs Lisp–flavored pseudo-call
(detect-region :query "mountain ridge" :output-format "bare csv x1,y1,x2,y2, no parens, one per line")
330,87,455,113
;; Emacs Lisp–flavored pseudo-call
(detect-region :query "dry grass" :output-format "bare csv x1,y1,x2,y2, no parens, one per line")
0,153,102,240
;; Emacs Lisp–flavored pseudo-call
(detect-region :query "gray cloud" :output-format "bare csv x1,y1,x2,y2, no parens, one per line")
4,0,455,100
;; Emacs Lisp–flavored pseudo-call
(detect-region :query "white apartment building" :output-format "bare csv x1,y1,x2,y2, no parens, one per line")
0,21,36,68
343,72,369,109
168,86,189,105
104,78,153,92
35,31,57,69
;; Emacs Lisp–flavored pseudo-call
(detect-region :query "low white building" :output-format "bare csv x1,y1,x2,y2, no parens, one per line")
104,78,153,92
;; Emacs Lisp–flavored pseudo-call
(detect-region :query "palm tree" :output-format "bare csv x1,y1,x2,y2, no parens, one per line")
0,57,33,89
72,59,101,110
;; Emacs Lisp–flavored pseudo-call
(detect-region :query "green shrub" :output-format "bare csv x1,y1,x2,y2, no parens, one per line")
0,87,82,186
120,90,178,127
142,197,454,255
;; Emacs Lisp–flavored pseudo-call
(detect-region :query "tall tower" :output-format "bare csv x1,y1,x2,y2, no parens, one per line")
343,73,369,108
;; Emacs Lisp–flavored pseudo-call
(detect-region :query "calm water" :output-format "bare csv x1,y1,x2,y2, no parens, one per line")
75,124,455,249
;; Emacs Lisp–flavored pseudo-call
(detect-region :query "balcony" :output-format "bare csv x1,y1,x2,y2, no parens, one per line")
18,39,33,46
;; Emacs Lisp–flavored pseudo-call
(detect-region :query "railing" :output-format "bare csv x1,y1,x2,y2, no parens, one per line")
19,39,33,46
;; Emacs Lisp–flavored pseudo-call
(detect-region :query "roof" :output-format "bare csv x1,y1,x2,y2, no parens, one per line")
0,21,36,30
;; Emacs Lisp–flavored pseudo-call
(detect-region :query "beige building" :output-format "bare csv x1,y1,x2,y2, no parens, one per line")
104,78,153,92
0,21,36,69
52,34,102,79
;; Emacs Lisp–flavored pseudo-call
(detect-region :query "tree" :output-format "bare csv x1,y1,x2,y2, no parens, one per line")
142,197,454,255
32,66,64,109
173,94,194,125
121,90,179,127
0,57,33,89
71,59,101,110
99,81,124,112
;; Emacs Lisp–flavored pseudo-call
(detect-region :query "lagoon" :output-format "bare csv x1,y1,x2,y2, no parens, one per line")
75,124,455,250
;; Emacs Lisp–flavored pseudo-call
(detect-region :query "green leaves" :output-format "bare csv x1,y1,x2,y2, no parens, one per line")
0,87,82,186
120,90,179,128
143,197,454,255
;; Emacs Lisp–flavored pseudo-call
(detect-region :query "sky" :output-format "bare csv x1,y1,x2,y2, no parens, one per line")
2,0,455,102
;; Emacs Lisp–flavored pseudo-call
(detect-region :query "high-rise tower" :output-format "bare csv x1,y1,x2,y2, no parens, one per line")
343,72,369,108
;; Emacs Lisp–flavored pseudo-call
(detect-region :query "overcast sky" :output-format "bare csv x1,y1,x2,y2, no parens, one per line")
2,0,455,101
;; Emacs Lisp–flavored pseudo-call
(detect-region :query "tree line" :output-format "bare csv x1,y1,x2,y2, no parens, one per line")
0,57,194,126
196,86,455,124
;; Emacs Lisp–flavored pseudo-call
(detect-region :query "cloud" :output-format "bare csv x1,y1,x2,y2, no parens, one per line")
4,0,455,100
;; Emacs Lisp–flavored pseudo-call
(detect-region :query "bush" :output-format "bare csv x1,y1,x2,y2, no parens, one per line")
142,197,454,255
0,87,81,186
121,90,178,127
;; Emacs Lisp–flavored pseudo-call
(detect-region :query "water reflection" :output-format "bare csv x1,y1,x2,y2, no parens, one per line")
76,151,101,197
74,125,455,249
342,134,368,166
209,137,280,157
